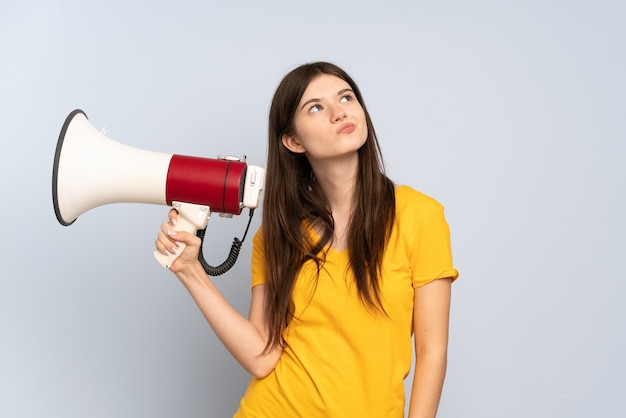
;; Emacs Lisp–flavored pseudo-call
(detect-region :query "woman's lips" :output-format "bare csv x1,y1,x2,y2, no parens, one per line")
337,123,356,134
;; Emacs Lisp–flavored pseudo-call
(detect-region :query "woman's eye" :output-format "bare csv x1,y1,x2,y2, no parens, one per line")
340,95,352,103
310,104,322,112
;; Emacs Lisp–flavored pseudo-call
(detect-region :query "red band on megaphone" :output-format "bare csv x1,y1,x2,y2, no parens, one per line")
165,155,245,215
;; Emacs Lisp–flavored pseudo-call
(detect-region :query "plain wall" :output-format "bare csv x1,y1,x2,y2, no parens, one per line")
1,1,624,417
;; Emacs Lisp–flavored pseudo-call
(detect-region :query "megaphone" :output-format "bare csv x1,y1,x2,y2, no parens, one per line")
52,109,265,272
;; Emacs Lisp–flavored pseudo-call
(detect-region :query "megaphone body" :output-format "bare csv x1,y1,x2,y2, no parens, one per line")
53,109,265,269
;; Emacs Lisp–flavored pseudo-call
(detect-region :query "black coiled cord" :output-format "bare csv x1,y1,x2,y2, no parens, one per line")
195,209,255,276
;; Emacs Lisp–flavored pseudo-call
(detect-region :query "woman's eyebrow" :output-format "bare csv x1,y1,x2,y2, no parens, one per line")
300,97,320,111
300,88,355,110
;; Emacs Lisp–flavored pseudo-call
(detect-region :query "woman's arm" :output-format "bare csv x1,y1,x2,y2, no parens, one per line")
155,211,282,378
408,277,452,418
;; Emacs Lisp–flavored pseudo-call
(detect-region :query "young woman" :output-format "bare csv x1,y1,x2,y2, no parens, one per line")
155,62,459,417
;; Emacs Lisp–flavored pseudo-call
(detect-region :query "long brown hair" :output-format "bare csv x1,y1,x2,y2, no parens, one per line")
262,62,396,351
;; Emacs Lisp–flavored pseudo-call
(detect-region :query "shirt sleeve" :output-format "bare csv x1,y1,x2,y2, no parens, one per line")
250,226,267,288
411,203,459,288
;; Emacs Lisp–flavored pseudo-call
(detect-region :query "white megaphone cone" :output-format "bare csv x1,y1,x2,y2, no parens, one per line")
52,109,265,272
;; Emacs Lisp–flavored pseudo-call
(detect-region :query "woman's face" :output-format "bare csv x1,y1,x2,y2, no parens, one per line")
282,74,367,164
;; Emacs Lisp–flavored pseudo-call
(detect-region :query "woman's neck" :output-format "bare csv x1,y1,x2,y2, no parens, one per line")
310,155,358,251
311,156,357,210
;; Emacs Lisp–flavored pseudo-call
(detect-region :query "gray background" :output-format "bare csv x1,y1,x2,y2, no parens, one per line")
1,1,624,417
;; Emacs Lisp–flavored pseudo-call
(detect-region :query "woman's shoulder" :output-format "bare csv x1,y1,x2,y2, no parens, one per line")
394,185,444,215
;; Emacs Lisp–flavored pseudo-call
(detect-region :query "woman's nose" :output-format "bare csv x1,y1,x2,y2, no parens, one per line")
332,106,346,122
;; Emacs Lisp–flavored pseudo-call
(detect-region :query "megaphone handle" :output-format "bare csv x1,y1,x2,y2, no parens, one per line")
153,202,211,268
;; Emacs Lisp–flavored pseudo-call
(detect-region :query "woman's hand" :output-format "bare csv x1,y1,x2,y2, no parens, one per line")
155,208,202,274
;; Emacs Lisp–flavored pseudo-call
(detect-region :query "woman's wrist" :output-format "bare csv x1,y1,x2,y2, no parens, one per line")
174,261,212,288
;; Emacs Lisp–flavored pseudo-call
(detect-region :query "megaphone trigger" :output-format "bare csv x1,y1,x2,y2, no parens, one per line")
153,202,211,268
